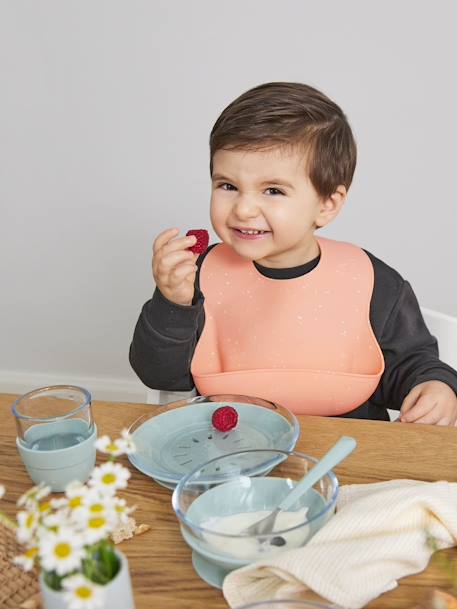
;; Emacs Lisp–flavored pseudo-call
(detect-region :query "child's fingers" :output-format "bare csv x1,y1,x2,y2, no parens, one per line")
406,403,440,424
153,228,179,254
154,250,194,277
168,263,198,286
406,401,455,425
161,235,197,256
154,233,197,259
400,381,457,425
399,384,422,415
400,396,436,422
412,411,450,426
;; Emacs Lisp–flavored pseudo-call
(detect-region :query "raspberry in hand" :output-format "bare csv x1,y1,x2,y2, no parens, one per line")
186,229,209,254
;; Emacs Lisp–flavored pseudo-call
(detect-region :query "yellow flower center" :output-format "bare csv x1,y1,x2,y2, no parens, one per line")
25,547,38,558
54,543,71,559
102,473,116,485
26,513,35,528
69,496,82,508
75,586,93,599
39,501,50,513
88,517,106,529
90,504,104,513
107,443,119,452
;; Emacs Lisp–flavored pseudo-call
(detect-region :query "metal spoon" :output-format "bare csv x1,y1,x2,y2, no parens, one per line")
241,436,357,543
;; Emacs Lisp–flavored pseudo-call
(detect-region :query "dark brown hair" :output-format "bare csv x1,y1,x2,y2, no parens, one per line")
209,82,357,199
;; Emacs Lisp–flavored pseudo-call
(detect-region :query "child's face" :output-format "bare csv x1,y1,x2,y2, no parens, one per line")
210,146,344,268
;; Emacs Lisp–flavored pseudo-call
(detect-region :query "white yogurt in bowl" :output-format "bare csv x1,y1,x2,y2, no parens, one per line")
201,507,310,560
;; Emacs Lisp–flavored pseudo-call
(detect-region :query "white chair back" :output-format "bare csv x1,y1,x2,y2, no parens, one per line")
146,388,196,405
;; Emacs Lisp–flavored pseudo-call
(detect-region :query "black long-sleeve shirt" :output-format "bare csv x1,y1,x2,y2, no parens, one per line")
129,246,457,421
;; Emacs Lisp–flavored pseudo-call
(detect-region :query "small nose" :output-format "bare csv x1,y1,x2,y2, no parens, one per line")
232,193,260,219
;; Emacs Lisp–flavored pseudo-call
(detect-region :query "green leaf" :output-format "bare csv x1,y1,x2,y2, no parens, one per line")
82,543,120,585
43,570,64,591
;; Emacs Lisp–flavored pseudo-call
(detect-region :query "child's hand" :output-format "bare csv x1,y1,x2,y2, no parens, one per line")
152,228,198,306
400,380,457,426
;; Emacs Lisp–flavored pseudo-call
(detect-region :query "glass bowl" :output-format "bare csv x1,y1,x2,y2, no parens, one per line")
128,394,299,489
172,449,338,588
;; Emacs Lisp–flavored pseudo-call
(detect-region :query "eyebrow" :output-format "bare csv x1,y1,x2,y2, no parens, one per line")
211,173,295,189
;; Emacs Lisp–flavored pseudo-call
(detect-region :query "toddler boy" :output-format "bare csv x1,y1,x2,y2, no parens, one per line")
130,82,457,425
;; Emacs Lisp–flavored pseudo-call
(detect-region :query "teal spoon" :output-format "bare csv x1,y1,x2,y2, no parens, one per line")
242,435,357,540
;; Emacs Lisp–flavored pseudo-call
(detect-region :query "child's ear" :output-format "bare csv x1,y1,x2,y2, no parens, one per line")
315,186,347,228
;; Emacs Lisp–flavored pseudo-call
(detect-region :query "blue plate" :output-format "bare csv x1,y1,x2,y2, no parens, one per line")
128,395,299,489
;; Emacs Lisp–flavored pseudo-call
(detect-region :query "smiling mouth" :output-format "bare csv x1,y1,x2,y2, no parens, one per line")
232,228,270,235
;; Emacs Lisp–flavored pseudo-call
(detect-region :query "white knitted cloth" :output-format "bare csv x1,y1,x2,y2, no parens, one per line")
223,480,457,609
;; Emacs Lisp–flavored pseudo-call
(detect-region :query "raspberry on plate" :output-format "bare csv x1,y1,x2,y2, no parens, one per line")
186,229,209,254
211,406,238,432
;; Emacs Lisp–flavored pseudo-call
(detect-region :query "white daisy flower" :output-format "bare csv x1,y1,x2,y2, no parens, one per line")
13,546,39,571
62,574,105,609
70,490,116,527
77,511,117,544
16,510,40,544
42,509,71,530
120,429,136,454
37,499,53,515
66,480,86,495
0,484,5,499
113,497,136,523
17,483,51,508
95,435,126,457
64,481,90,510
81,489,115,513
39,528,85,576
96,431,136,456
89,462,130,496
50,497,68,510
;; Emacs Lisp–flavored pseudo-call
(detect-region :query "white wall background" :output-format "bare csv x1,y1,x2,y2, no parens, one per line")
1,0,456,402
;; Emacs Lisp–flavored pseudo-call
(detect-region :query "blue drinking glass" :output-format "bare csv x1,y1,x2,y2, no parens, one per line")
12,385,97,491
12,385,94,449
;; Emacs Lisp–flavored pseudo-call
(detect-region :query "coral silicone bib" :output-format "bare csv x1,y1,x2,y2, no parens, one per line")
191,237,384,415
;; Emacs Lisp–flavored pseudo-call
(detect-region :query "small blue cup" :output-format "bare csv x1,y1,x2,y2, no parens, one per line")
16,423,97,491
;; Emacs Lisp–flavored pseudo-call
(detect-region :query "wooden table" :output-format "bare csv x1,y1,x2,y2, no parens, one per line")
1,393,457,608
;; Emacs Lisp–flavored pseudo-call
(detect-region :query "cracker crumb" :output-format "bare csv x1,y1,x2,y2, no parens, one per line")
112,518,150,544
135,523,150,536
112,517,137,544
